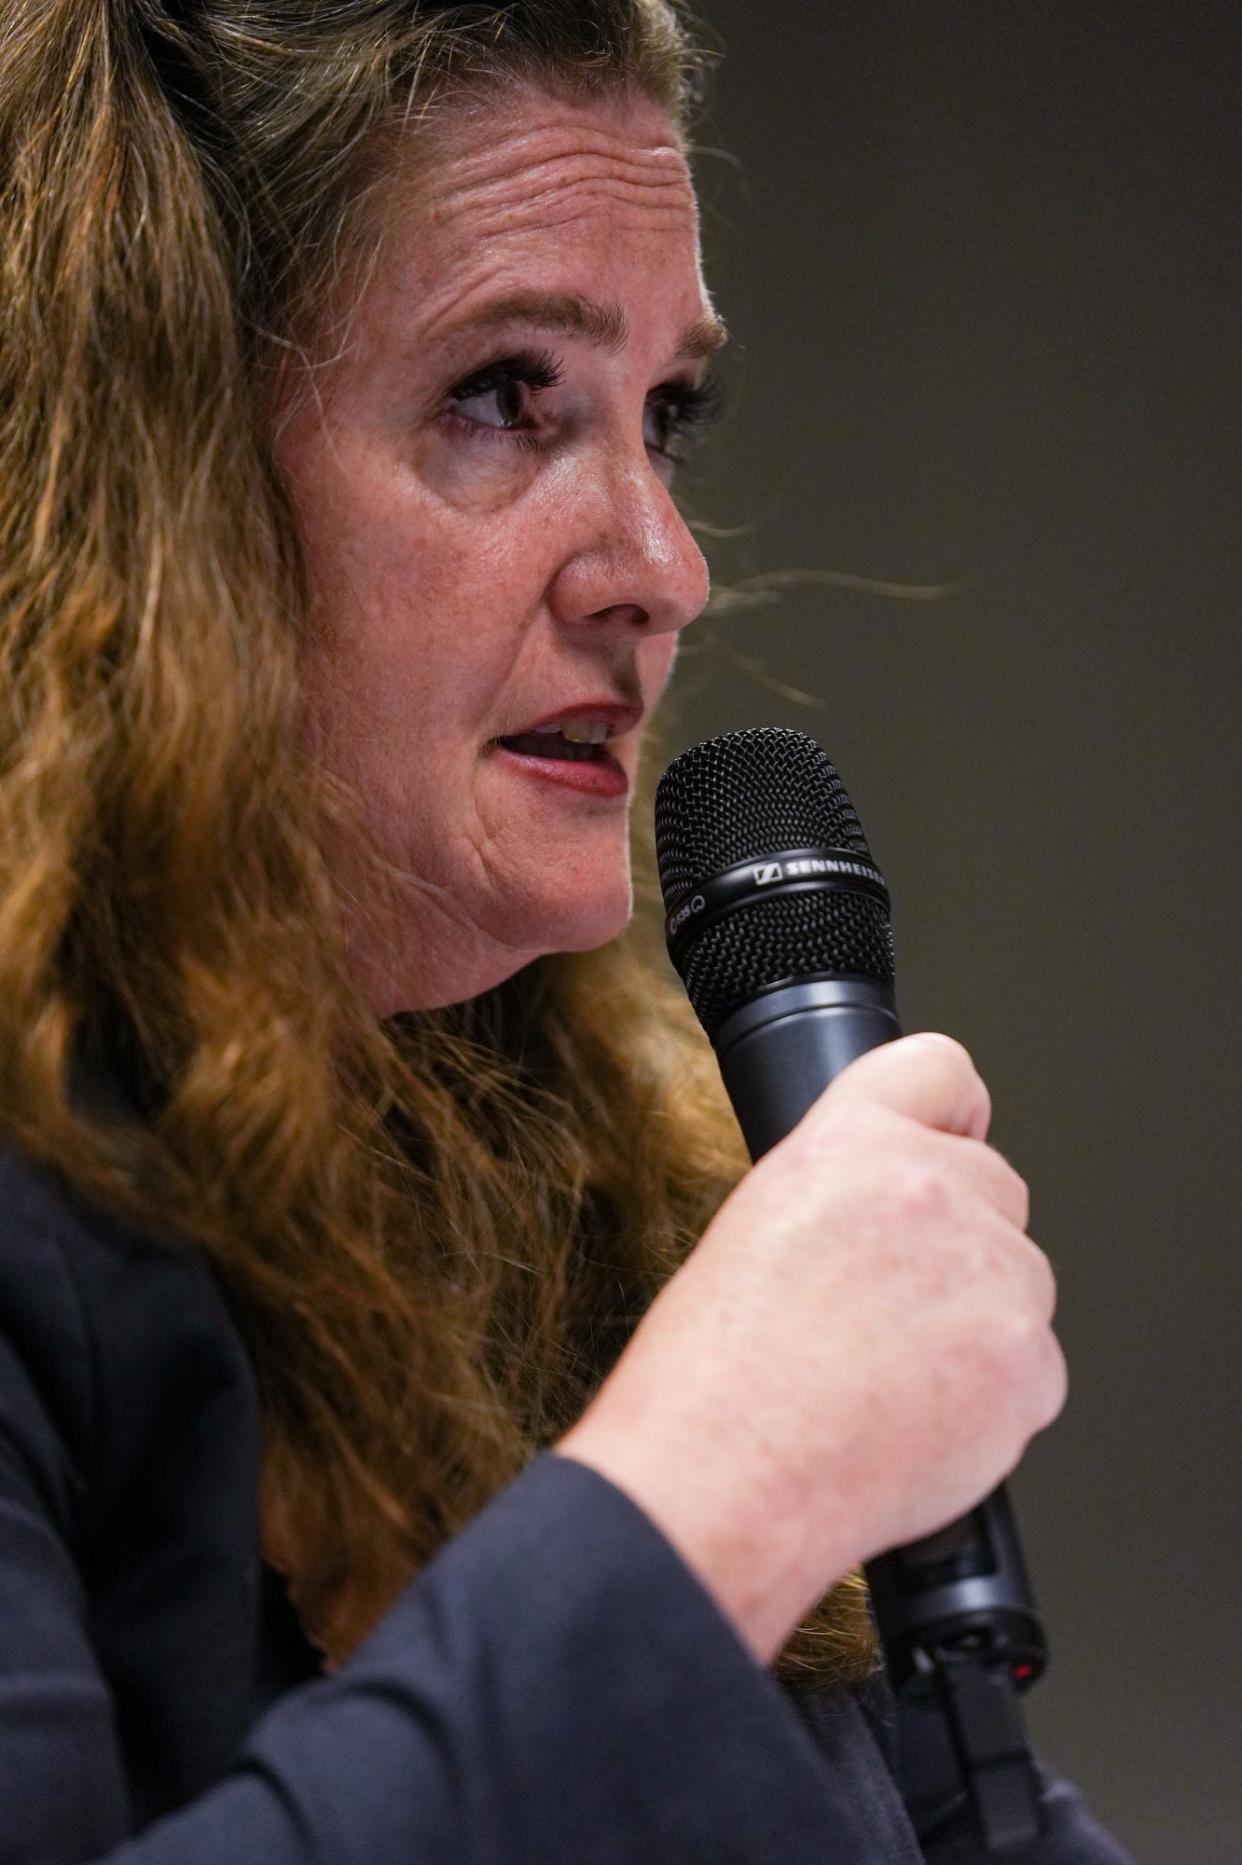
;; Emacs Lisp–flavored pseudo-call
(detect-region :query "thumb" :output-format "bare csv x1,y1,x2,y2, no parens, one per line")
821,1032,993,1140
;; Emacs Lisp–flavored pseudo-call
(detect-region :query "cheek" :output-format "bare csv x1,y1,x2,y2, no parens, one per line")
411,425,544,517
354,446,556,642
294,502,522,749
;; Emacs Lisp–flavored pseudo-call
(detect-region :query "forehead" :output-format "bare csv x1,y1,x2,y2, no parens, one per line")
373,87,704,335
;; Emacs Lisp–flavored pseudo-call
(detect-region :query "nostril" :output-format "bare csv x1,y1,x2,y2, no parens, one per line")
587,604,650,627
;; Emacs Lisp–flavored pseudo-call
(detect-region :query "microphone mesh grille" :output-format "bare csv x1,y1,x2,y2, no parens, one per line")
654,727,874,896
678,890,895,1038
654,728,895,1038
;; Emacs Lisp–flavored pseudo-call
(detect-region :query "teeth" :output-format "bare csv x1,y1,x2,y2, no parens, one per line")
516,717,613,744
559,719,610,744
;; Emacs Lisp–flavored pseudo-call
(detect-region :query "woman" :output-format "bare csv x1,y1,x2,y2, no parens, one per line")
0,3,1133,1860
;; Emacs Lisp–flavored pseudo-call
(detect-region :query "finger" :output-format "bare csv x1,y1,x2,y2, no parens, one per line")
1022,1238,1059,1326
951,1136,1031,1232
822,1032,992,1141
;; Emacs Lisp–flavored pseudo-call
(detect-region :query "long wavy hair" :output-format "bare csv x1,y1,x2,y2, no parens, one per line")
0,0,876,1689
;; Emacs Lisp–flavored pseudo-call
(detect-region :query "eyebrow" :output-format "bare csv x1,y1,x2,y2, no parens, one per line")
437,291,729,362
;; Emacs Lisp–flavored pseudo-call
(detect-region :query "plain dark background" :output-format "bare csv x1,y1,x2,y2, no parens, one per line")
663,6,1240,1861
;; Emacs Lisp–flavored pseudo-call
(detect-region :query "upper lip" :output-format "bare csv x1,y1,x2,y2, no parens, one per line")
497,699,645,740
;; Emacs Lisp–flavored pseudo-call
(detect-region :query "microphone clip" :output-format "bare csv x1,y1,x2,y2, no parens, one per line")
913,1640,1045,1853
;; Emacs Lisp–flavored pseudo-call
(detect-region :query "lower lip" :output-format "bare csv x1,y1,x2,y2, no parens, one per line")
489,741,629,799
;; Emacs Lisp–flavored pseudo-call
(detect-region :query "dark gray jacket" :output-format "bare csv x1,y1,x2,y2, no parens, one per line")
0,1145,1134,1863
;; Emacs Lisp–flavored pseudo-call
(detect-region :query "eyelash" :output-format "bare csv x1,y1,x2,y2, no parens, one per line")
442,347,725,461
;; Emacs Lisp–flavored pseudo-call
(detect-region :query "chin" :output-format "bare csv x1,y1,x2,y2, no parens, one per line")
363,863,635,1015
480,846,630,950
521,875,633,957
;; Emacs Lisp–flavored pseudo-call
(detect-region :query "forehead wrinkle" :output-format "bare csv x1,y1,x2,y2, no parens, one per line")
433,114,690,192
425,123,695,231
434,164,695,248
462,197,696,260
415,183,701,340
392,113,707,366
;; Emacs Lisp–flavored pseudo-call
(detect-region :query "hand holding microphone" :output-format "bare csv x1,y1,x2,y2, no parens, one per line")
559,1030,1063,1667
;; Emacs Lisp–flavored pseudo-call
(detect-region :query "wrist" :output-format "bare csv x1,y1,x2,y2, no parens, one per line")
555,1402,830,1668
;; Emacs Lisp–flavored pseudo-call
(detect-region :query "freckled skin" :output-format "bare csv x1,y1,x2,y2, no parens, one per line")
274,87,716,1015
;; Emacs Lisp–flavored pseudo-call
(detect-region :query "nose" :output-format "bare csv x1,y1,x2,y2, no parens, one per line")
544,452,709,637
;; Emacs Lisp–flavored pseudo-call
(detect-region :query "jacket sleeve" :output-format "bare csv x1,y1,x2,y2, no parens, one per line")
0,1209,879,1865
148,1451,892,1865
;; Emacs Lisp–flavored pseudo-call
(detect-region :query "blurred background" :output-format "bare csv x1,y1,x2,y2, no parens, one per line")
664,5,1240,1859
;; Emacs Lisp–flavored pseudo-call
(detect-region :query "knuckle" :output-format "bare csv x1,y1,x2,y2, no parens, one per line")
998,1158,1032,1229
1028,1242,1058,1321
986,1306,1046,1382
1036,1330,1070,1424
986,1310,1066,1427
827,1092,896,1134
961,1139,1030,1227
812,1095,900,1159
893,1158,951,1223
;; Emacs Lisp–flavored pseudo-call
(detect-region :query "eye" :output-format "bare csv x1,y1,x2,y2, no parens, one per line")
644,372,727,464
444,351,563,442
438,351,726,466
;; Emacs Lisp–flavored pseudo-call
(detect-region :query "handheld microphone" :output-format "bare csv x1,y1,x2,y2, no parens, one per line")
654,727,1048,1855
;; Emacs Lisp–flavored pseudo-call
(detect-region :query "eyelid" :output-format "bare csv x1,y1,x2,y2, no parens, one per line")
446,347,563,404
657,365,722,404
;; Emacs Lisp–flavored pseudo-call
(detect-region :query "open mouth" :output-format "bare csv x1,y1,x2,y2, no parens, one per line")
487,708,637,796
489,722,629,796
496,730,611,763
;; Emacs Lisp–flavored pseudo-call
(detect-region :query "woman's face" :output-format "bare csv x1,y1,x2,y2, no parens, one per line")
275,84,722,1014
